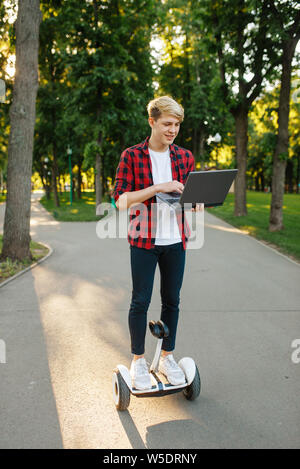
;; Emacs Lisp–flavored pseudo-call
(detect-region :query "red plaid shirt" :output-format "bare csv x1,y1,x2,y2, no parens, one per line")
112,136,195,250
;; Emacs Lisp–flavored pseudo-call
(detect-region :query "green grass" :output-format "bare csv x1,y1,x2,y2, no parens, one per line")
206,191,300,261
0,193,6,204
39,191,109,221
0,235,49,284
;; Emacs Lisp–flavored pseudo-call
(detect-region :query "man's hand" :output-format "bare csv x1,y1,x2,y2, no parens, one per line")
155,180,184,194
154,182,204,211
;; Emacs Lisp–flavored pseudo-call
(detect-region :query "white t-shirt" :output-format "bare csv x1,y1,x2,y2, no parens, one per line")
149,147,182,245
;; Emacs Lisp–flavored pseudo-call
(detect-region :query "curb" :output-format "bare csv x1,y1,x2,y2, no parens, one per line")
246,235,300,267
0,242,53,288
208,213,300,267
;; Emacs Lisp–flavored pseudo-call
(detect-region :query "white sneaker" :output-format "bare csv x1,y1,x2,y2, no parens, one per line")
159,354,186,386
130,357,152,390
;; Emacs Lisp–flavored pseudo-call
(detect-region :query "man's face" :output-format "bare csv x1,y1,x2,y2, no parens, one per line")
149,113,180,146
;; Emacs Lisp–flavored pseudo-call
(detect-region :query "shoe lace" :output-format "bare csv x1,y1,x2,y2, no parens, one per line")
165,355,179,370
136,360,149,376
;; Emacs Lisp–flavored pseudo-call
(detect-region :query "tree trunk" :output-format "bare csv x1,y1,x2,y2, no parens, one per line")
43,180,51,199
72,177,76,200
269,39,297,231
233,107,248,216
77,161,82,199
260,172,265,192
95,152,101,207
286,160,293,193
192,127,206,168
1,0,41,262
198,129,206,164
95,132,102,209
192,128,198,158
51,154,60,207
0,169,4,193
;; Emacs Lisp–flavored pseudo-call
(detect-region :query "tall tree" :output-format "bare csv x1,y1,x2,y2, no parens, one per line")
159,0,282,214
0,0,42,261
36,0,68,208
268,1,300,231
59,0,156,209
157,0,233,164
206,0,282,216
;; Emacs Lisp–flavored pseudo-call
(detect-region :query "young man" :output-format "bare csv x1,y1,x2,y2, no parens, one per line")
113,96,200,390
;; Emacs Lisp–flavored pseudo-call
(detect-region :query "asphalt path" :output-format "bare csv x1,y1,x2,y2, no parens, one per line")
0,192,299,449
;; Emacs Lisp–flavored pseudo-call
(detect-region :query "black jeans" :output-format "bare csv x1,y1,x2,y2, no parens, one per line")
129,242,186,355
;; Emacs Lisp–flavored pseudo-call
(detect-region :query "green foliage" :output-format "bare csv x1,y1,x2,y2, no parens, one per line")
248,85,300,188
1,0,299,202
155,0,235,162
0,1,15,186
32,0,158,196
83,141,100,171
278,151,289,162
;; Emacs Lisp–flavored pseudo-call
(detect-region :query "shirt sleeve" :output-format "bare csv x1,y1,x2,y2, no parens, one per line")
112,150,134,203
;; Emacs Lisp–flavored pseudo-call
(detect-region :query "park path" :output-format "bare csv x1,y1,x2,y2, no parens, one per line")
0,192,300,449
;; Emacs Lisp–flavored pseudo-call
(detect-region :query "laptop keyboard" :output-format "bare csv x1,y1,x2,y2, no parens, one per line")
165,192,180,203
157,192,181,204
166,198,180,203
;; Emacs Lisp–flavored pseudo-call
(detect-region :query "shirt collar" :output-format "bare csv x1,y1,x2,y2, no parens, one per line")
142,136,177,159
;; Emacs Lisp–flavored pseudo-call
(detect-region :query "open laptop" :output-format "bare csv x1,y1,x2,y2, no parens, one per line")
156,169,238,208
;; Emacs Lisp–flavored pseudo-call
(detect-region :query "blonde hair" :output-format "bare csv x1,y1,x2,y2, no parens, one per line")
147,96,184,122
